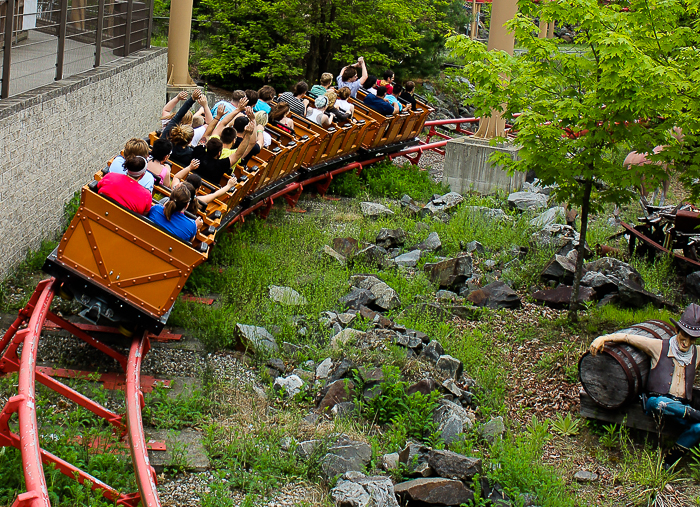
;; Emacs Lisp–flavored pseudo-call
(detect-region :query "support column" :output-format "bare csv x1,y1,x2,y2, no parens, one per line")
473,0,518,139
166,0,195,87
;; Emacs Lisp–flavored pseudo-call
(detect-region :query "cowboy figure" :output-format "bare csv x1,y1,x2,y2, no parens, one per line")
590,303,700,468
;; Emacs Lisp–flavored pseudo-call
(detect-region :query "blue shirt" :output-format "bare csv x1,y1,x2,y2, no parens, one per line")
385,94,402,112
253,100,271,113
109,156,155,192
336,76,362,98
210,100,236,118
147,204,197,242
363,93,395,116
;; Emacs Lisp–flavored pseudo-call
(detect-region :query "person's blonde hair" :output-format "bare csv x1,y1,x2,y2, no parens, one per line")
163,110,194,125
255,111,268,127
170,125,194,146
192,116,205,128
123,138,149,158
320,73,333,86
337,87,351,100
325,90,337,109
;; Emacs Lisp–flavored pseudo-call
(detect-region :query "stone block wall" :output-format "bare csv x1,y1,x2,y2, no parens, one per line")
443,137,523,195
0,47,167,279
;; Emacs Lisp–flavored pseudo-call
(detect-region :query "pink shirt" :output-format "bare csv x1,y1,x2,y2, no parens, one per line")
97,173,152,215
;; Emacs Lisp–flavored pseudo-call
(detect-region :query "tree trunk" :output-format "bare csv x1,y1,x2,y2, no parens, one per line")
569,178,592,322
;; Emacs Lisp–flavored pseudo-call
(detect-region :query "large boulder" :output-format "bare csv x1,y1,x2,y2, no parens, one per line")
394,250,421,268
424,254,473,289
687,271,700,297
466,281,521,309
434,399,474,445
394,478,474,506
339,287,376,310
427,450,482,481
530,207,564,228
361,202,394,218
376,228,406,249
321,438,372,480
532,285,596,308
540,253,577,282
235,324,279,353
331,472,400,507
351,275,401,310
507,191,548,212
583,257,644,288
422,192,465,216
417,232,442,252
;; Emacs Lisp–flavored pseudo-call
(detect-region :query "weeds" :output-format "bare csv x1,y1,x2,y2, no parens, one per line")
551,414,581,437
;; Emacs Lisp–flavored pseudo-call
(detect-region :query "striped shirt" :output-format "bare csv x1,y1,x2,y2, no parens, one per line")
278,92,307,116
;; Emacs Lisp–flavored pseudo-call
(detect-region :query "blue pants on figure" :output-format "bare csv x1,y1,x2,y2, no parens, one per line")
646,396,700,464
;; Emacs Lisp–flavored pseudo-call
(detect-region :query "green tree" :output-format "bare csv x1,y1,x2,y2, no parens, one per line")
193,0,461,87
446,0,700,319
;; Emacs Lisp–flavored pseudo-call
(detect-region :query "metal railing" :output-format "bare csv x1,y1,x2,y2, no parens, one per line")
0,0,154,99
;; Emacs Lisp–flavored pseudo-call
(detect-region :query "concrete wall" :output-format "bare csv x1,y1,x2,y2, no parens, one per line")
443,136,524,195
0,47,167,278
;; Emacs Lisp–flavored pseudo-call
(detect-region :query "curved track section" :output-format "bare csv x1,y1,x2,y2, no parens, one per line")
0,279,162,507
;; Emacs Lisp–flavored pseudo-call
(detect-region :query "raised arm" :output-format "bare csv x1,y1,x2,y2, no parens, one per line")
357,57,368,86
172,159,200,184
196,94,214,125
227,123,254,167
198,176,238,204
162,91,187,119
391,101,399,115
204,104,226,138
161,90,199,139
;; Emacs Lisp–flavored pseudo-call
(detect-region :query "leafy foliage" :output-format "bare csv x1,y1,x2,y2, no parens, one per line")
551,413,581,437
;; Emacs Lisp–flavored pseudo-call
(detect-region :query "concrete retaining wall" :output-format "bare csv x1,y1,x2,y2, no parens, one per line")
0,47,167,278
443,137,524,195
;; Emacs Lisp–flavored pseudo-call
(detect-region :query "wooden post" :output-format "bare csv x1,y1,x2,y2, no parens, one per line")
55,0,68,81
94,0,105,67
166,0,195,86
1,0,16,98
470,0,478,39
146,0,154,48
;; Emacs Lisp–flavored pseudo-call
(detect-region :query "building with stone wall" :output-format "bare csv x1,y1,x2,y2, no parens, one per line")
0,47,167,278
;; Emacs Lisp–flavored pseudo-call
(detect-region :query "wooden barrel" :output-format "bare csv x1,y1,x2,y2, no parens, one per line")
578,320,675,409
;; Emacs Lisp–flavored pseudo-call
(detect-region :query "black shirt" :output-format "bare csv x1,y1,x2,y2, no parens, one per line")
399,91,418,111
170,145,194,167
192,146,232,185
233,136,261,166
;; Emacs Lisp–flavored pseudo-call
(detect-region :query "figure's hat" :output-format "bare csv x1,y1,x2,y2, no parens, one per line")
671,303,700,338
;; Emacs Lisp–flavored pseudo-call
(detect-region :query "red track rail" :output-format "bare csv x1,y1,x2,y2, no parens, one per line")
0,278,161,507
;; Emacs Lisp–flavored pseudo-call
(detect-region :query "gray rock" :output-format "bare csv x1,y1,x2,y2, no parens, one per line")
361,202,394,218
331,472,400,507
436,290,458,302
530,207,564,228
541,254,577,282
269,285,307,306
302,414,319,425
401,195,422,215
464,240,486,254
420,340,445,363
376,228,406,248
434,399,474,445
382,453,400,471
235,324,279,353
574,470,599,483
267,358,285,372
508,191,548,212
394,250,422,267
323,245,347,266
296,439,321,460
480,416,505,443
424,254,473,289
355,245,389,267
322,441,372,479
436,355,463,380
417,232,442,252
407,378,440,396
316,358,333,379
338,312,357,326
366,281,401,310
331,329,365,349
394,478,474,506
483,259,497,271
466,281,521,309
398,442,430,473
282,341,300,355
584,257,644,288
442,379,463,398
318,379,355,412
427,450,482,481
280,436,294,452
465,206,507,220
581,271,615,289
339,287,376,310
333,237,360,259
617,279,668,308
273,374,304,398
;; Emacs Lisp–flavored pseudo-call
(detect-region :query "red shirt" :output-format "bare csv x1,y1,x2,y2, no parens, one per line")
97,173,152,215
